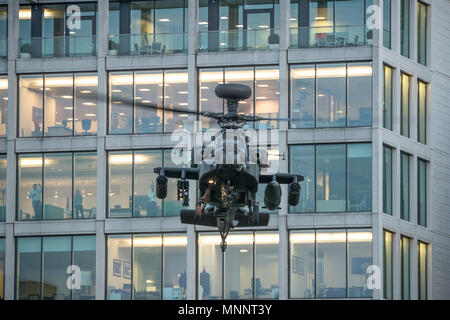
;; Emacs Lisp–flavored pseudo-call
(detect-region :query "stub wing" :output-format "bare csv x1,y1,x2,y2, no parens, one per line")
153,167,199,180
259,173,304,184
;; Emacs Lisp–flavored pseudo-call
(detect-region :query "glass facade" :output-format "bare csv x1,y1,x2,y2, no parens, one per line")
417,2,427,65
290,62,372,128
383,65,393,131
109,70,189,134
109,0,188,55
290,229,373,299
199,66,279,130
17,152,97,221
383,230,393,300
290,143,372,213
418,241,427,300
0,6,6,59
198,232,279,299
19,73,98,137
0,238,4,300
400,152,410,221
383,145,392,215
383,0,391,48
401,73,410,137
16,235,96,300
418,80,427,144
290,0,373,48
106,233,187,300
0,76,6,137
108,149,191,218
0,155,5,222
199,0,280,52
400,0,410,58
400,235,410,300
18,3,97,58
418,159,427,227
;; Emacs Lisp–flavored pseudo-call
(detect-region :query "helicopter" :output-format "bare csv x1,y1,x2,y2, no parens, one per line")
152,83,304,252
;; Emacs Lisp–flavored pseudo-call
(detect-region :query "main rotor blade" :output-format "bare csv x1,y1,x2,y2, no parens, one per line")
243,115,299,122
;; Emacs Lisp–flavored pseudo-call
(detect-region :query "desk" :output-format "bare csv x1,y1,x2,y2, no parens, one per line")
47,126,72,136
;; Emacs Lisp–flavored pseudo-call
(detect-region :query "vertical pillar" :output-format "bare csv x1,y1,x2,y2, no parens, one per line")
95,0,109,300
4,0,19,301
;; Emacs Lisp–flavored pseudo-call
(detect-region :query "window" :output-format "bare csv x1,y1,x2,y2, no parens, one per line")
17,152,97,221
290,62,372,128
383,145,392,215
0,76,6,136
418,241,427,300
383,0,391,48
19,73,98,137
400,236,410,300
106,233,187,300
417,2,427,65
198,231,279,300
108,149,191,218
199,0,280,52
383,65,393,130
289,228,373,299
18,3,97,58
109,70,189,134
290,143,372,213
199,66,280,130
401,73,410,137
289,0,373,48
16,235,96,300
417,80,427,144
0,238,4,300
109,0,188,55
400,0,410,58
0,6,6,59
383,230,393,299
417,159,427,227
0,155,5,222
400,152,410,221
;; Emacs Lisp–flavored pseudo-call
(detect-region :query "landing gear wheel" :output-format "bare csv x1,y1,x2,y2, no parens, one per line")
252,205,260,224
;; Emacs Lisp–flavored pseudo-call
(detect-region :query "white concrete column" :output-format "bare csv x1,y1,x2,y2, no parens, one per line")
95,0,109,300
186,225,196,299
4,0,19,301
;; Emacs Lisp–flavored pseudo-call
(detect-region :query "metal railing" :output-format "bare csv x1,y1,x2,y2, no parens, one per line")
18,35,96,58
289,25,373,49
108,33,187,56
198,28,280,52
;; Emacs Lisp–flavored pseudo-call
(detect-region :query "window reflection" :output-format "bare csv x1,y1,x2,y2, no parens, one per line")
17,235,96,300
348,229,372,298
255,67,279,129
401,73,410,137
290,62,372,128
18,152,97,221
43,153,72,220
383,145,392,215
0,238,4,300
383,230,393,299
418,159,427,227
400,152,410,221
134,151,162,217
198,231,279,300
290,231,315,298
107,233,187,300
418,241,427,300
0,155,5,222
199,68,224,130
164,70,192,132
108,151,133,217
18,154,43,220
290,65,315,128
417,2,427,65
400,236,410,300
110,72,133,134
290,146,315,212
316,144,346,212
19,73,98,137
383,65,393,130
135,71,163,134
0,6,6,59
0,76,7,136
347,144,372,212
417,80,427,144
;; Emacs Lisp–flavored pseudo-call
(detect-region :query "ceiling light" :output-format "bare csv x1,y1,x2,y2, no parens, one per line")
221,16,228,20
84,113,96,117
178,91,188,94
61,95,73,99
2,97,7,101
256,96,267,100
139,88,150,92
80,90,92,94
258,25,269,29
112,89,122,93
158,18,171,22
178,103,188,106
142,100,151,103
64,107,73,110
240,249,248,253
257,84,268,88
199,22,208,25
83,102,96,106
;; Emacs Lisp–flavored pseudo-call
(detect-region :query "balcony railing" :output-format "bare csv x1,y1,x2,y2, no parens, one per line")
18,35,96,59
198,28,280,52
289,25,372,49
108,33,187,56
0,38,6,59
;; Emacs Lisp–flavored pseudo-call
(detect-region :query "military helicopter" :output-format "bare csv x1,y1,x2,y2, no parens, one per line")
151,83,304,252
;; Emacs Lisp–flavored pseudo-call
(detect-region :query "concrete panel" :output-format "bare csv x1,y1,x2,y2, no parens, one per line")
106,54,188,71
16,57,98,74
